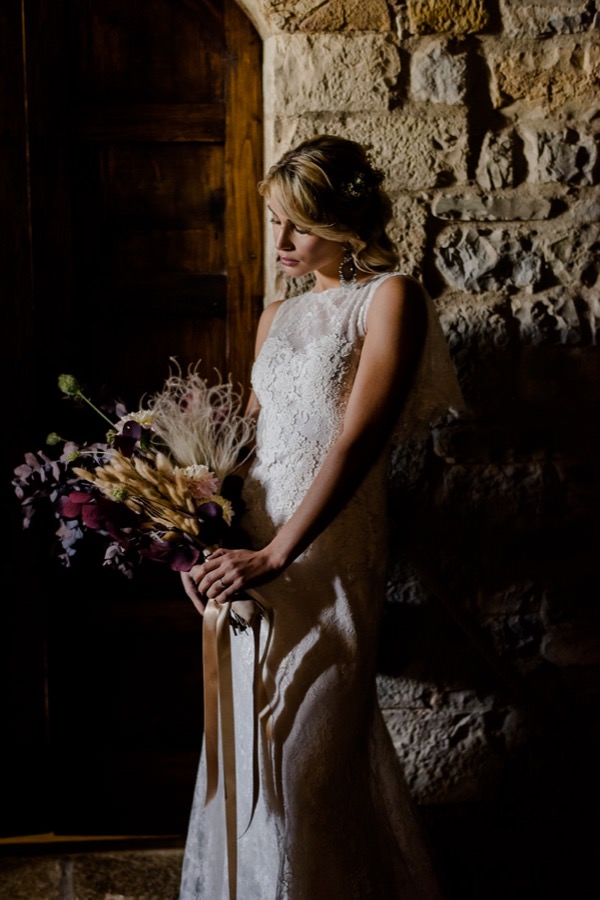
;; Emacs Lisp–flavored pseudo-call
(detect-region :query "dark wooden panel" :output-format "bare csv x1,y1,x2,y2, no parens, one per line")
97,273,227,315
46,561,204,834
72,143,226,279
224,0,264,390
70,0,225,103
74,103,225,142
0,0,50,839
4,0,262,839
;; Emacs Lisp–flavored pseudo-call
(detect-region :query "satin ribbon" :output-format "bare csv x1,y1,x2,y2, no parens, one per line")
202,595,266,900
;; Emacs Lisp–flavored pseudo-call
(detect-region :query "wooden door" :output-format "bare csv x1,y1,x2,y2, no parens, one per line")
1,0,262,836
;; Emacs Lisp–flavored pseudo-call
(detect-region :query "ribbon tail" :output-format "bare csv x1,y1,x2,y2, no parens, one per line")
216,601,238,900
202,595,272,899
238,610,268,837
202,599,221,806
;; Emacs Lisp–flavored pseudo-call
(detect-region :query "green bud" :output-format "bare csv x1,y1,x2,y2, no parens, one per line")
46,432,63,446
58,374,82,397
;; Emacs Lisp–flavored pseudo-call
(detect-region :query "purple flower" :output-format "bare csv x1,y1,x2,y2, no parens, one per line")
141,537,202,572
59,491,99,526
113,420,143,457
58,490,137,538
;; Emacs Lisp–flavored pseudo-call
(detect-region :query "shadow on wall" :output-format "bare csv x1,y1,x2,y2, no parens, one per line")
379,330,600,899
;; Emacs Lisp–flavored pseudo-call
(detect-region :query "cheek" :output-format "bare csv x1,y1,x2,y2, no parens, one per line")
304,236,337,258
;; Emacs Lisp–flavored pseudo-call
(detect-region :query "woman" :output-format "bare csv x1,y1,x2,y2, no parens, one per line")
179,135,462,899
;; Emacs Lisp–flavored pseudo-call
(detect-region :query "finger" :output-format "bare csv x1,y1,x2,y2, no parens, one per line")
181,572,210,609
189,593,206,616
197,555,226,584
198,563,230,596
203,547,226,563
208,576,230,601
180,571,196,598
180,572,206,616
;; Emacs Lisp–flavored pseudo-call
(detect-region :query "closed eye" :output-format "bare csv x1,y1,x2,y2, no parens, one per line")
268,215,311,235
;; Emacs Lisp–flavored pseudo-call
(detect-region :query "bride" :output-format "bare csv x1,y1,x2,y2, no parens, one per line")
179,134,462,899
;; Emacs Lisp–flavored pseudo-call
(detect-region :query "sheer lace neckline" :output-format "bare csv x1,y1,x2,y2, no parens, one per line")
309,273,388,296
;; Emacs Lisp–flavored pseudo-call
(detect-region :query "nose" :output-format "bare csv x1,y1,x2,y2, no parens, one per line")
275,222,294,251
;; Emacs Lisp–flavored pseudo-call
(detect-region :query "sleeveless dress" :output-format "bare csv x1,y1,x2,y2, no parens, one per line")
179,272,463,900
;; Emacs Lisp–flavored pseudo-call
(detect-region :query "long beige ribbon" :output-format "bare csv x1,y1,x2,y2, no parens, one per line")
203,599,237,900
202,596,267,900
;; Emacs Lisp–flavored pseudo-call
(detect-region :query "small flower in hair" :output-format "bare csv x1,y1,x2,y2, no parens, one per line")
339,169,382,201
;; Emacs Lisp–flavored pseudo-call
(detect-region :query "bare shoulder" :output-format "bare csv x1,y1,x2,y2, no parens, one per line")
366,273,427,333
261,298,285,323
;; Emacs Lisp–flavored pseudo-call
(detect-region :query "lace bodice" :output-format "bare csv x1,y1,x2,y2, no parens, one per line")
244,276,384,540
243,272,464,546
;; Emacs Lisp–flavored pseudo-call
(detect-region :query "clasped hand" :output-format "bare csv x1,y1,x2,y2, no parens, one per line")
180,546,281,616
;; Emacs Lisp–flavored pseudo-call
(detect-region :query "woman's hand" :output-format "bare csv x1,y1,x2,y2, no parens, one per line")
181,545,285,615
180,571,207,616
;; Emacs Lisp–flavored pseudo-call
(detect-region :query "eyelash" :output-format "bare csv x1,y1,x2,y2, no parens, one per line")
269,218,310,235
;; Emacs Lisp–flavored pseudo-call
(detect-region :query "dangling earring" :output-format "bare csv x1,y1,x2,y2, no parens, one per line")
339,246,357,288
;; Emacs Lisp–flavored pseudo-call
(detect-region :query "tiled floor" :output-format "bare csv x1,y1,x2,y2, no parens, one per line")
0,847,183,900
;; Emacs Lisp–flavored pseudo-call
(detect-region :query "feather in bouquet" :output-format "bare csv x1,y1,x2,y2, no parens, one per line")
12,362,256,578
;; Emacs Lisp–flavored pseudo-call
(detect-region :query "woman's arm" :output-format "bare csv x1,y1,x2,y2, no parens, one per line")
180,299,282,612
191,276,426,603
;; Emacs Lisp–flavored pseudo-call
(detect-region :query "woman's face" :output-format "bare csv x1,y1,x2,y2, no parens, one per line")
267,196,343,286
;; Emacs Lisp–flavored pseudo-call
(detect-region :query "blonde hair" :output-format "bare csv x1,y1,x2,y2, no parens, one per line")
259,135,399,274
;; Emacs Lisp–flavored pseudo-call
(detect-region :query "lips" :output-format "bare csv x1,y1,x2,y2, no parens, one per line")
278,256,299,267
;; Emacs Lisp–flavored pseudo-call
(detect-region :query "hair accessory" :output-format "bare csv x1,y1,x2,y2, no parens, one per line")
339,168,383,201
339,247,357,288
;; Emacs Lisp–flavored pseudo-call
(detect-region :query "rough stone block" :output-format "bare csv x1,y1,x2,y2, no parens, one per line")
569,187,600,224
432,189,553,220
377,675,494,713
476,127,521,189
382,708,506,803
434,291,516,414
264,33,399,116
441,461,546,523
407,0,490,35
410,37,468,103
270,109,470,190
499,0,597,37
520,122,599,185
434,225,545,292
544,221,600,294
511,287,584,344
389,193,428,276
484,36,600,110
298,0,391,32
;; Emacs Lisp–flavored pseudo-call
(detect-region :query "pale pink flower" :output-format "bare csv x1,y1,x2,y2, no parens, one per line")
180,464,220,500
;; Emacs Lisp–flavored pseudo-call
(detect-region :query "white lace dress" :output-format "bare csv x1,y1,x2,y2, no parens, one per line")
179,273,462,900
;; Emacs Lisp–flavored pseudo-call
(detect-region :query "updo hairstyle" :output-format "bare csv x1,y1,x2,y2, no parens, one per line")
258,134,399,274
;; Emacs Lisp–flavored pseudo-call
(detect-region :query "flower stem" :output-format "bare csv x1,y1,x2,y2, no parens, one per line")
77,392,116,429
58,374,116,429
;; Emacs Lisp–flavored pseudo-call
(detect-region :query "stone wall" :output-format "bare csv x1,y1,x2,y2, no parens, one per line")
239,0,599,881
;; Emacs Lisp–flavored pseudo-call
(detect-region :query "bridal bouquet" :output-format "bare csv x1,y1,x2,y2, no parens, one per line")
12,363,256,579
